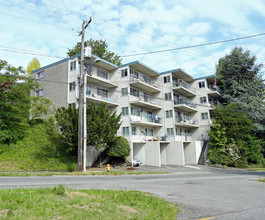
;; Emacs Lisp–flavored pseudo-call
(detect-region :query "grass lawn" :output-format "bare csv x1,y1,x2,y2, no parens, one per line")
0,171,168,177
0,185,179,219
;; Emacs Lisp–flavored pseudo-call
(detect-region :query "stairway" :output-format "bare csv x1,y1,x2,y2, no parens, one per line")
198,140,209,165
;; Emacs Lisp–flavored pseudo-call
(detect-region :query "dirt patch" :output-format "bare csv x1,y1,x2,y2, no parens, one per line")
0,209,9,218
119,205,139,214
66,191,88,197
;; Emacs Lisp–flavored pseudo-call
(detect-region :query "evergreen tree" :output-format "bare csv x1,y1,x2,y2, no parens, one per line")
67,39,122,66
216,46,265,133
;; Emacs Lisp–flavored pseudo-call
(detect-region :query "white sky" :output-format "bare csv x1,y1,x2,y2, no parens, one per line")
1,0,265,78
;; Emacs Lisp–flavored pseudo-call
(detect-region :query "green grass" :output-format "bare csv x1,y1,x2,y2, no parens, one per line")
0,123,76,172
247,168,265,171
0,171,168,177
259,179,265,183
0,185,179,219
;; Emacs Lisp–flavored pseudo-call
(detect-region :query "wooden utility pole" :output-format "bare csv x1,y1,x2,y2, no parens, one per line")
77,18,92,172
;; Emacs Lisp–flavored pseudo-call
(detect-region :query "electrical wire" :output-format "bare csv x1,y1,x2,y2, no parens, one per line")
121,32,265,57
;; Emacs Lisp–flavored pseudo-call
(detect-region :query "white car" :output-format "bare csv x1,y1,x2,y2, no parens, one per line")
133,159,142,167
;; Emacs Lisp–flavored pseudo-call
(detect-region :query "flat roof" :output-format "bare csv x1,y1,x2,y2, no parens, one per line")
32,54,118,73
119,61,160,77
160,68,195,82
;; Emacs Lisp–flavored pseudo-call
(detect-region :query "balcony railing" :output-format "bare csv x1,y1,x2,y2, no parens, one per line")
86,87,117,103
208,84,223,95
174,99,197,109
130,114,162,124
175,116,198,126
172,80,195,93
130,94,161,107
176,131,191,142
130,71,159,88
209,100,221,108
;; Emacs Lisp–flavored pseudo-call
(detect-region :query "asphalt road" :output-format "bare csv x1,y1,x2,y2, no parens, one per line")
0,166,265,220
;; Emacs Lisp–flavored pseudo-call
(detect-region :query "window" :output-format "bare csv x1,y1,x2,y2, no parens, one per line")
122,127,129,136
121,87,128,96
97,69,108,79
145,128,153,136
70,61,76,71
176,128,182,135
199,81,205,88
130,88,139,97
201,112,209,120
86,86,91,95
122,107,129,116
36,89,43,96
97,88,108,98
69,82,75,92
130,69,139,79
200,97,207,103
164,75,170,83
131,107,140,116
165,92,172,100
37,71,44,79
121,69,128,77
166,110,173,118
167,128,174,136
131,127,136,135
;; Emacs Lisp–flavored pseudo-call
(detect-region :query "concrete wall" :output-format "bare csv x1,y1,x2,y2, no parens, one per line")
145,141,160,167
160,144,167,165
133,143,145,164
166,141,185,165
86,146,102,168
32,60,69,108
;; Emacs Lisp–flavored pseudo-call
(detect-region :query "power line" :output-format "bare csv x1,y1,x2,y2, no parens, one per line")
0,11,71,29
121,32,265,57
0,47,65,59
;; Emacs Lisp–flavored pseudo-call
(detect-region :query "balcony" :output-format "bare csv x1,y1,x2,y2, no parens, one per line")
208,84,223,97
176,131,192,142
130,115,163,127
130,95,162,110
86,69,118,88
172,80,196,97
209,100,222,109
130,72,160,93
174,99,197,112
86,87,118,107
175,116,199,128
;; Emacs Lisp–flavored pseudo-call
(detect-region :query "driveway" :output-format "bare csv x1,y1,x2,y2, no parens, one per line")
0,165,264,219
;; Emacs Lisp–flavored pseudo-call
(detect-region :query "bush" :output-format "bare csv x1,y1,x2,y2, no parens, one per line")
107,136,130,161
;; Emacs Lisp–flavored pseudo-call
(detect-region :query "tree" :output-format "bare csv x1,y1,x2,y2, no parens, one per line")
216,47,265,132
208,104,263,167
107,136,130,161
67,39,122,66
87,103,121,149
55,103,122,157
26,58,40,76
0,59,37,144
30,96,55,121
55,106,79,157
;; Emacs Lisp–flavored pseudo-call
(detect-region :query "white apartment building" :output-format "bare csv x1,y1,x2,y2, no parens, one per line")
31,54,222,167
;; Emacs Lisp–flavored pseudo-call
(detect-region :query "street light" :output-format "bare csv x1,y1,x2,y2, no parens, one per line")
83,58,100,172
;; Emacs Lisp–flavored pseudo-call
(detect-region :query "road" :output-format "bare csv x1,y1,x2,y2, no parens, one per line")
0,166,265,220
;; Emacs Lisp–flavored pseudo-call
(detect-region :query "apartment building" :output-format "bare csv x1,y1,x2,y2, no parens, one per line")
31,54,222,167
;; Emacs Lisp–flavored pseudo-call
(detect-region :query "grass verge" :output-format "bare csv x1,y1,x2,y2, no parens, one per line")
247,168,265,171
258,179,265,183
0,171,168,177
0,185,179,219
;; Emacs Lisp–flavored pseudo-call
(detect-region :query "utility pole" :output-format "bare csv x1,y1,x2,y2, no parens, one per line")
78,17,92,172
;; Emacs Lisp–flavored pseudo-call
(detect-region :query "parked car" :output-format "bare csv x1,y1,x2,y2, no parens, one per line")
133,159,142,167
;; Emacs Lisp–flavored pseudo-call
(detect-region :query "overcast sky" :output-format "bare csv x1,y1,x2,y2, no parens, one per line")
1,0,265,78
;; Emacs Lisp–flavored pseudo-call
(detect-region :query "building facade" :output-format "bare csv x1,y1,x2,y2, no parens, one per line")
31,54,222,167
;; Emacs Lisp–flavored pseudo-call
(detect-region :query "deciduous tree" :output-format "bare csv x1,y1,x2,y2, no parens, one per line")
67,39,122,66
